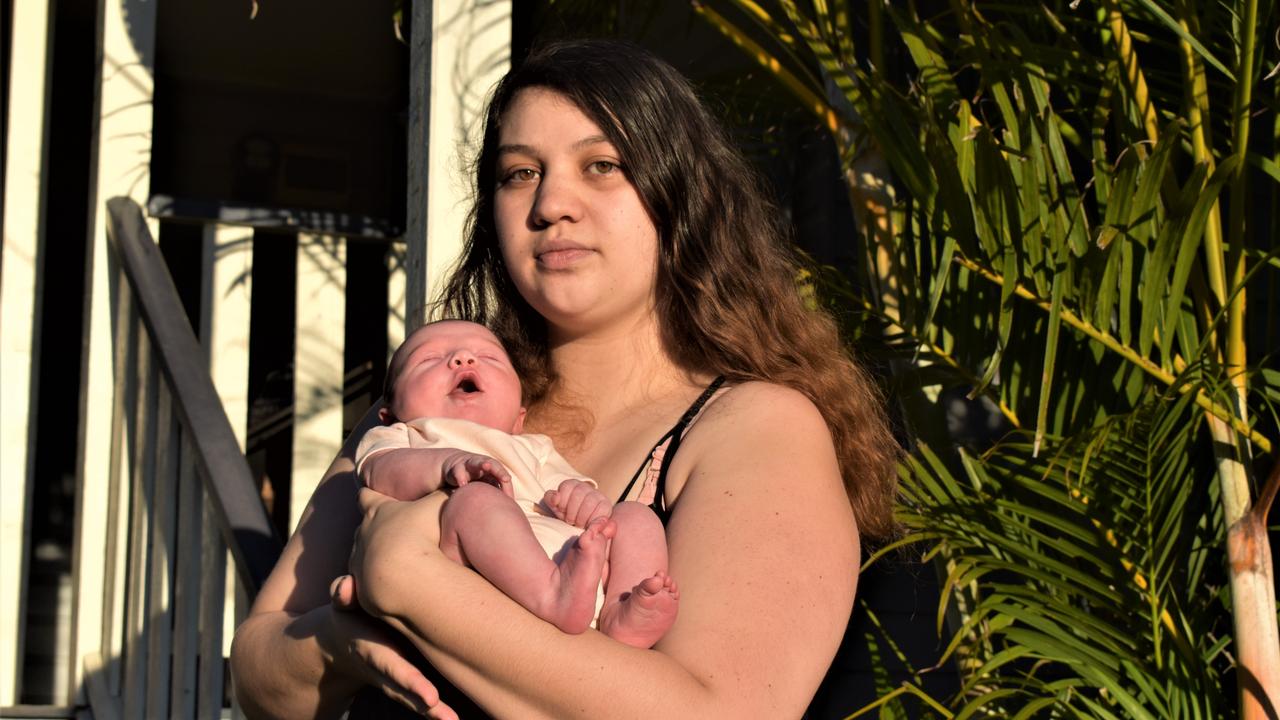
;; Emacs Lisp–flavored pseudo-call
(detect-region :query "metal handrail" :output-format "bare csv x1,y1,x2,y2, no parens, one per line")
104,196,282,595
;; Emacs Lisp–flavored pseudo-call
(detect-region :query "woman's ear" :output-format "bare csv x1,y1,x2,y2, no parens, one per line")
512,408,527,434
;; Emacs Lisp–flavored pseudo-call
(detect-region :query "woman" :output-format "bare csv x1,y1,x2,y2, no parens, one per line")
231,39,898,719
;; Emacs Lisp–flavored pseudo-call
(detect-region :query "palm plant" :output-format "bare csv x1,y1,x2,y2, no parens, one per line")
695,0,1279,717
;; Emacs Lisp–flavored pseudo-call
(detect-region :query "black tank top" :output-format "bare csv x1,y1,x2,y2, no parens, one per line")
616,375,727,524
348,376,728,718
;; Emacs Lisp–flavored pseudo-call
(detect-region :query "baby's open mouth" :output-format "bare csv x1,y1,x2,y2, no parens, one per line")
453,374,481,394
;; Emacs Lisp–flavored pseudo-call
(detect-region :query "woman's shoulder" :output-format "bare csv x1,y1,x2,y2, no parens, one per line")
696,380,828,435
665,379,852,531
676,380,837,477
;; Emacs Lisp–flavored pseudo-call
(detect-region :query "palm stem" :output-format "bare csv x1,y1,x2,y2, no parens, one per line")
1225,0,1257,419
953,255,1272,453
1104,0,1160,146
1177,0,1228,307
868,0,883,72
1219,2,1278,717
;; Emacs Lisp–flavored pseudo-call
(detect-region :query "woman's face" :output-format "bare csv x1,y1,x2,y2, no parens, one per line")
492,87,661,339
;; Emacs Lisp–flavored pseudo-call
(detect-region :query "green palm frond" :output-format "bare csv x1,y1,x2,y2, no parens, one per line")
899,393,1229,715
698,0,1279,716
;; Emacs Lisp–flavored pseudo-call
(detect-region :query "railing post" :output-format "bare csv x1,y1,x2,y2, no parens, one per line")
0,0,55,704
99,262,138,700
122,336,159,719
197,494,226,720
145,384,179,719
169,433,202,720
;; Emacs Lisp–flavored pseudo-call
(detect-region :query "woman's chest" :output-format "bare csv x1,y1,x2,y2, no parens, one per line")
562,428,667,500
535,404,689,499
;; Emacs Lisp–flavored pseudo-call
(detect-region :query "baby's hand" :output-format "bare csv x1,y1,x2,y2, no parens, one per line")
444,452,513,498
544,478,612,528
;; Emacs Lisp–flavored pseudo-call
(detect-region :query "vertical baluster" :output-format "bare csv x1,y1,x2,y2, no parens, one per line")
99,266,138,701
386,242,406,367
169,432,201,720
199,223,254,451
199,222,254,710
290,233,347,533
197,480,226,720
122,332,158,718
82,254,133,718
230,581,249,720
146,381,178,717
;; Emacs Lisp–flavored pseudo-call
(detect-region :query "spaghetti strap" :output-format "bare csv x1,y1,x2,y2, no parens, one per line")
616,376,727,518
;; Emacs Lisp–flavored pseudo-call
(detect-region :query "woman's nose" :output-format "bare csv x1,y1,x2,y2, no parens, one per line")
531,171,582,226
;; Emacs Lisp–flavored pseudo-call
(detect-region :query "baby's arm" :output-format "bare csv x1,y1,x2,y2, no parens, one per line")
360,447,513,500
543,478,613,528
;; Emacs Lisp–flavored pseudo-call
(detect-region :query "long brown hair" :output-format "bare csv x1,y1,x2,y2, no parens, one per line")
436,40,899,540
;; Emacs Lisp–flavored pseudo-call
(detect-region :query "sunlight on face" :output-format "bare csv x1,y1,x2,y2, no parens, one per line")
493,88,661,339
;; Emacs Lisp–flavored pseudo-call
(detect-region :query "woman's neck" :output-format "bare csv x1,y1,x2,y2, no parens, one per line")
541,314,698,425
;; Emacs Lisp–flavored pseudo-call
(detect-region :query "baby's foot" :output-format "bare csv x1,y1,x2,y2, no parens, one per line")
546,517,615,634
598,572,680,649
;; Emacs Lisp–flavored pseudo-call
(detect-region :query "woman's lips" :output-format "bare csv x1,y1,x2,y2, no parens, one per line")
535,244,592,270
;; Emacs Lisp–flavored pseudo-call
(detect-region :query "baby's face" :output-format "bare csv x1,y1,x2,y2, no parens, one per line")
384,321,525,433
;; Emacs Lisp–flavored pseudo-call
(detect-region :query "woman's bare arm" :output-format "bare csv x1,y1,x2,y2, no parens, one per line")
353,383,860,718
230,404,448,719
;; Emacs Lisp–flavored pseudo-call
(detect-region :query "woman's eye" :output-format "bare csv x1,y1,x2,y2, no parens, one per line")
503,168,539,184
588,160,620,175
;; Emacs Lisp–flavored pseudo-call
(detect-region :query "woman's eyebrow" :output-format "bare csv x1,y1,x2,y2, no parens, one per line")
572,134,611,150
496,144,534,159
496,136,613,157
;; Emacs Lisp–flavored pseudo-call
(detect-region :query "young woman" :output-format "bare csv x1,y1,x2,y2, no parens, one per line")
231,39,898,719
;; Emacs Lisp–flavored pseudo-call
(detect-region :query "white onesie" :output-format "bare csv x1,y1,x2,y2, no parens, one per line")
355,417,605,618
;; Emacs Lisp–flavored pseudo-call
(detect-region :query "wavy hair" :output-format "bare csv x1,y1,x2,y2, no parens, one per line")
436,39,899,540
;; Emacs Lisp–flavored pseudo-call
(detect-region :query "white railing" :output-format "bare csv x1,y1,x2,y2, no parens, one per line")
75,198,283,720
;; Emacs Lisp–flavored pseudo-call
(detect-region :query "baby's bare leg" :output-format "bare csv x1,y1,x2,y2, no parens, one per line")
596,501,679,648
440,482,613,634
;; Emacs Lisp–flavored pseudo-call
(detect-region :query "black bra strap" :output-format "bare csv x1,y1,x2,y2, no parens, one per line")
616,376,727,505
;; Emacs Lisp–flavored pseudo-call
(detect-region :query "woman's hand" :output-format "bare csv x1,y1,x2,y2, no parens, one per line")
320,576,456,719
349,488,450,619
